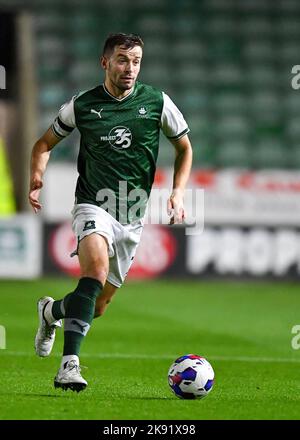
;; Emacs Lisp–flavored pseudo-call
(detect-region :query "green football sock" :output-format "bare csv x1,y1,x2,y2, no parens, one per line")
61,277,103,356
52,297,68,320
52,287,92,321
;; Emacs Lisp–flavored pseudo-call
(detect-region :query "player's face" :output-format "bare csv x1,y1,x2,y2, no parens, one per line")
102,45,142,91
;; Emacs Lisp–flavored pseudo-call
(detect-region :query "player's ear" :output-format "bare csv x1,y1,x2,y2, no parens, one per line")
100,56,108,70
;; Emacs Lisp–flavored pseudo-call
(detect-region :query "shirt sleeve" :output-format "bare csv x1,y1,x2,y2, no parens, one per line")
51,96,76,138
160,92,190,140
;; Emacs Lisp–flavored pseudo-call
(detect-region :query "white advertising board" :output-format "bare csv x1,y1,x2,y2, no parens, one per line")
0,214,42,278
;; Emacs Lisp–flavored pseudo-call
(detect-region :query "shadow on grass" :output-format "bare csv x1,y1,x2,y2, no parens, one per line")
0,392,69,398
0,392,174,400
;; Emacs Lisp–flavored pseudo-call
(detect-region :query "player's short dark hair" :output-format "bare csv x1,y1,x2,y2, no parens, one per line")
102,33,144,56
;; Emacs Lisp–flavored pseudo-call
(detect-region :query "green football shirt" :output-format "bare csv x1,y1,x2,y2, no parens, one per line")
51,81,189,224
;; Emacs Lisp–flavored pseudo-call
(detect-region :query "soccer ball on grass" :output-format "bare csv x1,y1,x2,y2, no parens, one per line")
168,354,214,399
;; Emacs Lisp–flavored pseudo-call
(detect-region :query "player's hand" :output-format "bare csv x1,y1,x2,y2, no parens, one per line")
167,189,185,225
29,174,43,213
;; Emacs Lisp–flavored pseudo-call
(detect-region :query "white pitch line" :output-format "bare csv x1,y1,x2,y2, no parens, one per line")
2,351,300,364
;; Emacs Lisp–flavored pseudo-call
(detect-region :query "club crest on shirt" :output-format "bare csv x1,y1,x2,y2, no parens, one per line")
137,106,148,118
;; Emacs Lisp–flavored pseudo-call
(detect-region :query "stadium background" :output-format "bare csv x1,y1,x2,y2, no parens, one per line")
1,0,300,280
1,0,300,421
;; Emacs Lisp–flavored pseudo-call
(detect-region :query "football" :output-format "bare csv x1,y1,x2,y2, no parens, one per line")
168,354,214,399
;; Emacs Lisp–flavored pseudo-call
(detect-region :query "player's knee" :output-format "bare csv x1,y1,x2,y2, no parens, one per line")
83,264,108,285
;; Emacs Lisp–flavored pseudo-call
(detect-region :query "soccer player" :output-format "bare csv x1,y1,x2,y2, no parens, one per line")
29,33,193,392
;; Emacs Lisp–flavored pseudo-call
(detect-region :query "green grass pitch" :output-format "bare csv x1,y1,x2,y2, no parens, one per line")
0,278,300,420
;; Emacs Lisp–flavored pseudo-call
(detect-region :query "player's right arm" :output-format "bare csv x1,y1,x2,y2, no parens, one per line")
29,128,62,213
29,96,77,213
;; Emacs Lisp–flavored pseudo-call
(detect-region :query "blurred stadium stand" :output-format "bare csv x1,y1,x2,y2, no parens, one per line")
0,0,298,168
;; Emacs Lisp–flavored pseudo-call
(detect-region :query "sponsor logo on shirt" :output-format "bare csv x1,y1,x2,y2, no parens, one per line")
100,126,132,149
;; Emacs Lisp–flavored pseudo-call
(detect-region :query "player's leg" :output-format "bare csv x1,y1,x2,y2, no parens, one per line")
53,233,108,391
94,281,118,318
35,233,113,359
61,233,108,359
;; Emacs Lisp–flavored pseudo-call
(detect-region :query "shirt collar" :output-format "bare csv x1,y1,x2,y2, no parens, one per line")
102,83,136,101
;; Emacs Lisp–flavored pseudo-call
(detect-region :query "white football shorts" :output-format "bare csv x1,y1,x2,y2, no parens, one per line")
71,203,144,287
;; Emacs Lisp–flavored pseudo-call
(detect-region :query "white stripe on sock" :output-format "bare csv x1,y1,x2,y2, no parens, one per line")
44,300,56,325
61,354,79,369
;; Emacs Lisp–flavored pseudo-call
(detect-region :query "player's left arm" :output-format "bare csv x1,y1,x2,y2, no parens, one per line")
168,134,193,224
160,92,192,224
